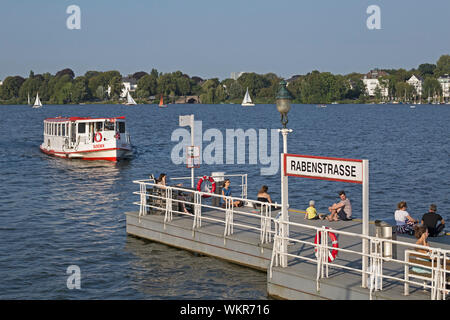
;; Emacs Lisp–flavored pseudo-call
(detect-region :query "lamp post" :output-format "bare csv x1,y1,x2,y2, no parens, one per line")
276,80,292,267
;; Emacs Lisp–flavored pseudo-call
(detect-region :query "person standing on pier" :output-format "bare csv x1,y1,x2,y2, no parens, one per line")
326,190,352,221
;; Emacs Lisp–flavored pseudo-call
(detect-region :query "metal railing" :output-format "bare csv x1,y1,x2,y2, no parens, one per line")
133,178,280,245
132,178,449,300
269,219,449,300
170,173,247,200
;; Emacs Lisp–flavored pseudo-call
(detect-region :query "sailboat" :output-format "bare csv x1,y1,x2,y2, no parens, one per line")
158,94,167,108
241,88,255,107
32,92,43,109
125,91,137,106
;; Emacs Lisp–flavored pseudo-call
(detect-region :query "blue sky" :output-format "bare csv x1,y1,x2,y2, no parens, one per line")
0,0,449,80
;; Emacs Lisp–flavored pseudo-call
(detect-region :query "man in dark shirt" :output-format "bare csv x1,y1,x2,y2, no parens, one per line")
421,204,445,237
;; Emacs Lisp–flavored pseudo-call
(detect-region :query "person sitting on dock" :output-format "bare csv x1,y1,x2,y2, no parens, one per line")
421,204,445,237
304,200,319,220
156,173,189,214
221,179,243,208
326,190,352,221
394,201,417,234
257,185,273,204
410,225,432,275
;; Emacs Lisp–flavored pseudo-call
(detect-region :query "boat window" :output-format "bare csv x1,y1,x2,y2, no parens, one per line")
95,122,103,131
58,124,62,136
62,124,66,136
118,122,125,133
78,123,86,134
104,120,114,131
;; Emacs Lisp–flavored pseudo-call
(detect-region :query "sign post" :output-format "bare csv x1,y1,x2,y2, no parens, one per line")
179,114,195,188
283,154,369,287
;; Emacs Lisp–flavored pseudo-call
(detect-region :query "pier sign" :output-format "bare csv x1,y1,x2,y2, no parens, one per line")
284,154,363,184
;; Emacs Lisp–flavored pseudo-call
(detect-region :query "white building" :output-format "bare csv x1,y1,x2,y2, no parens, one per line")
362,69,389,98
438,74,450,99
407,75,423,96
230,72,247,80
107,77,138,98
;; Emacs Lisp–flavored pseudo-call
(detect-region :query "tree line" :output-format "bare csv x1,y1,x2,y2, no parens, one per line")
0,54,448,105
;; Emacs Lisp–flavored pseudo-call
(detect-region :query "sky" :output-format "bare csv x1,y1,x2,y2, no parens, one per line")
0,0,449,80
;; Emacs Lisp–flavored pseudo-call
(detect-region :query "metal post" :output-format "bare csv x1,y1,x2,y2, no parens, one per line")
279,128,292,267
362,159,369,287
190,119,195,189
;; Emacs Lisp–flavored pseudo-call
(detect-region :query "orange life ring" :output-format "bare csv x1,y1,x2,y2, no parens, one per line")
94,132,102,142
314,227,339,262
196,176,216,198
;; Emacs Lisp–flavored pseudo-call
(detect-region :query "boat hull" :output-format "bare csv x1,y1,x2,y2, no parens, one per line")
39,145,132,162
241,103,255,107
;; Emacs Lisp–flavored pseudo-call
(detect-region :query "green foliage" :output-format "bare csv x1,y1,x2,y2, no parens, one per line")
1,54,448,105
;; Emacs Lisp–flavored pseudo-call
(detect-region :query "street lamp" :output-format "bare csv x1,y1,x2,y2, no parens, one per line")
276,80,292,128
275,79,292,267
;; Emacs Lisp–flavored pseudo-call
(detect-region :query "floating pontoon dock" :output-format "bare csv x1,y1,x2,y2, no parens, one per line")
126,175,450,300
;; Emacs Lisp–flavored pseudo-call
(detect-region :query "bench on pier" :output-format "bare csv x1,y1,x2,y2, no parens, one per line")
404,249,450,296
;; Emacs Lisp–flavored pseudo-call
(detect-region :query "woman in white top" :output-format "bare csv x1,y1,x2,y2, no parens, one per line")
394,201,417,234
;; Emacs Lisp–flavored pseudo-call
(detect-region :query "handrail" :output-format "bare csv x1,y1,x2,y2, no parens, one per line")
132,178,449,300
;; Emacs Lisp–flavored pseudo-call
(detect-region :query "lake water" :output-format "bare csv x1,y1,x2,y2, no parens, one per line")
0,103,448,299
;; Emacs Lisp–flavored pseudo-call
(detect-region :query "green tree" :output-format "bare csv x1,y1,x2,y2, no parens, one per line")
422,77,442,101
434,54,450,77
0,76,25,100
418,63,436,77
109,76,123,99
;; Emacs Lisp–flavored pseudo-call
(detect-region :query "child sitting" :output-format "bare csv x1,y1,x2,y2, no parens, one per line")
305,200,319,220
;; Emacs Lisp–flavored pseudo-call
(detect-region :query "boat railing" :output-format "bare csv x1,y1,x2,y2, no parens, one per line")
132,179,278,245
269,218,449,300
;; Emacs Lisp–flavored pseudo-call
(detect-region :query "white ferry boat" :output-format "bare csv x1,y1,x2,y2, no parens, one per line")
40,116,132,161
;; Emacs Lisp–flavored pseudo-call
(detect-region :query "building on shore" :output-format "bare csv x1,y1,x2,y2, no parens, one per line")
438,74,450,101
107,76,138,98
362,69,389,98
407,75,423,97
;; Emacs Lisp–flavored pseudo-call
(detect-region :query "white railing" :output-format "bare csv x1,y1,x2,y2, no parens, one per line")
133,178,449,300
269,219,449,300
170,173,248,200
133,179,280,245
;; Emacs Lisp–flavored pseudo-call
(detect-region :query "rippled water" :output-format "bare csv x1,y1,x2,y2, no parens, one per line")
0,103,448,299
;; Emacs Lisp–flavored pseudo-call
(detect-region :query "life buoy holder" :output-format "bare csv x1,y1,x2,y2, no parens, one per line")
314,227,339,262
196,176,216,198
94,132,102,142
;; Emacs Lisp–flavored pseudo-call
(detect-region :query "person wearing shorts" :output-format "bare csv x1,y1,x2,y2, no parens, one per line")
326,190,352,221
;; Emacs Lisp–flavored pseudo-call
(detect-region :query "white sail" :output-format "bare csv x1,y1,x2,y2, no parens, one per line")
241,88,255,106
32,93,42,108
126,91,137,105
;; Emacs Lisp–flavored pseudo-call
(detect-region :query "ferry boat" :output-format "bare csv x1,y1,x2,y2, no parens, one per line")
40,116,132,161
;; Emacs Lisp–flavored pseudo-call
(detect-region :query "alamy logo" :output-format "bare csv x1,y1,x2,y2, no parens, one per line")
66,5,81,30
171,121,280,176
66,265,81,289
366,5,381,30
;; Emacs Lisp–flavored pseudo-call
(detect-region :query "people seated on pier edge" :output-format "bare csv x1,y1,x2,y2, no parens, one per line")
221,179,243,208
410,225,432,275
325,190,352,221
421,204,445,237
257,185,273,204
394,201,417,235
304,200,319,220
156,173,189,214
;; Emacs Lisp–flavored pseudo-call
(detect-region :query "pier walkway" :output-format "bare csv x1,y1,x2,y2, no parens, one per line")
126,178,450,300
